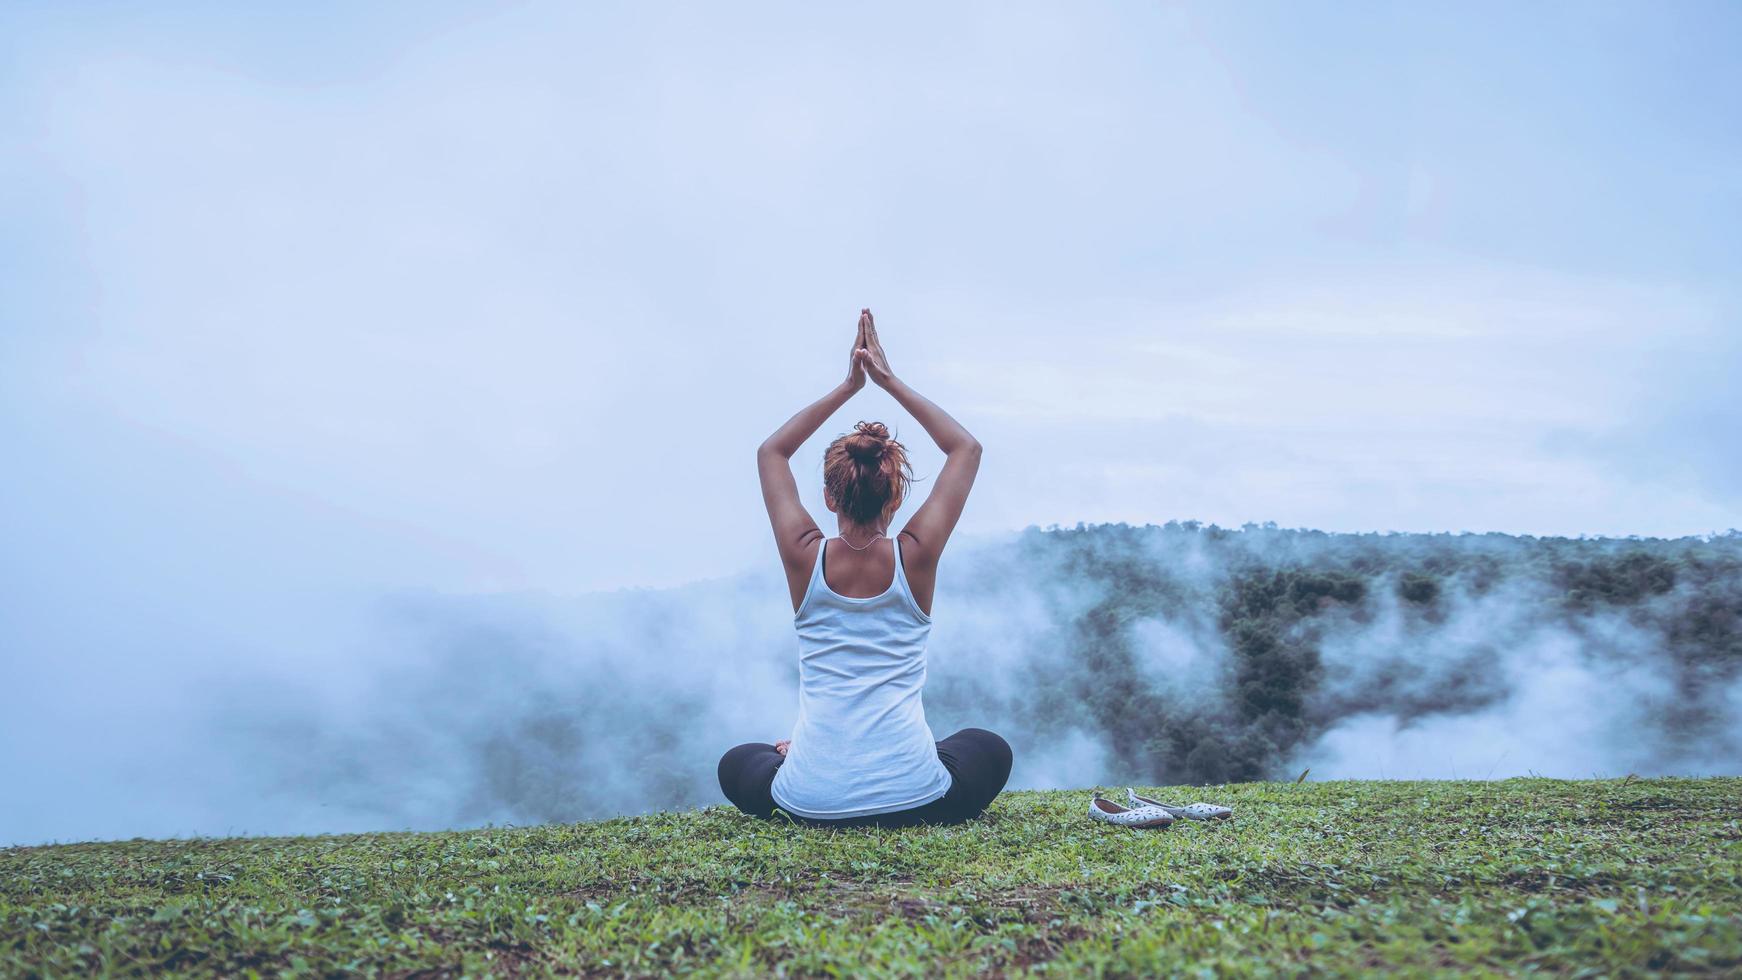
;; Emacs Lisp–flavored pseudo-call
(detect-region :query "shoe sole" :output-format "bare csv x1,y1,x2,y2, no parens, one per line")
1089,814,1175,829
1130,796,1234,822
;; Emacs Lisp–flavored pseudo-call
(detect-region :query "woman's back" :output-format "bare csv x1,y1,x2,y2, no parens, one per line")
718,307,1006,827
769,535,953,819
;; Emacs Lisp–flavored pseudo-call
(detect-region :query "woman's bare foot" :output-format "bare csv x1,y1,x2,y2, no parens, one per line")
774,740,791,756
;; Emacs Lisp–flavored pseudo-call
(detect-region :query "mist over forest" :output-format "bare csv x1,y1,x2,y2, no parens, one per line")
217,523,1742,837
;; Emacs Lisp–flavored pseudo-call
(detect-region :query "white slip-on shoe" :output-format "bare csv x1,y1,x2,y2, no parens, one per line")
1088,793,1175,829
1126,789,1233,822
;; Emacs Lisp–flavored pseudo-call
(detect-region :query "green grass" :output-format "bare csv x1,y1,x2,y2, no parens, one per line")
4,779,1739,977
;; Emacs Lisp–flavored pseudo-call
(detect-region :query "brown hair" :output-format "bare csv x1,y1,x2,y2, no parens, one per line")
823,421,913,527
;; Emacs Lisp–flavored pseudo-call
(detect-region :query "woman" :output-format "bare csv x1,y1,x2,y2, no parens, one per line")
716,309,1012,828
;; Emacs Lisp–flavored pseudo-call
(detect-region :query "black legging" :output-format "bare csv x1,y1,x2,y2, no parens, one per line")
717,728,1013,828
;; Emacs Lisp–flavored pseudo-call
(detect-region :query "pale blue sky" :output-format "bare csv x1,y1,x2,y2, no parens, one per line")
1,0,1738,843
4,1,1737,594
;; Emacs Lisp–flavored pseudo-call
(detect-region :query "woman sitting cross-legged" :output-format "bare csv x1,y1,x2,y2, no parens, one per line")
717,308,1012,828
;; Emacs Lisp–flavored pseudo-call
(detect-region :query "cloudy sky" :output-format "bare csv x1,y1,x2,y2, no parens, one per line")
1,2,1739,840
5,1,1739,595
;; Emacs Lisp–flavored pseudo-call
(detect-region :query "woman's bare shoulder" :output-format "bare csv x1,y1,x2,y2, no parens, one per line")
896,527,937,565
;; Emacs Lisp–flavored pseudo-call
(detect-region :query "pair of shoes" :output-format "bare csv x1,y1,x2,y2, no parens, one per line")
1087,792,1175,829
1126,788,1233,821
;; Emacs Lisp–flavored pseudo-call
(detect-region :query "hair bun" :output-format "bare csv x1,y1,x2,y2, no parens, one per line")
845,421,889,462
823,420,913,525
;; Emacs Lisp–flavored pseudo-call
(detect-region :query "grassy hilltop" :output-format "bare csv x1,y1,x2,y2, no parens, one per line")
4,779,1740,977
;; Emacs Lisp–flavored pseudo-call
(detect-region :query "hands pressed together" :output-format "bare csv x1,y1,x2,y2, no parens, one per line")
846,308,896,392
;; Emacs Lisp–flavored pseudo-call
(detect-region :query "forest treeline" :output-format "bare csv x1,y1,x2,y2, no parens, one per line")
932,522,1742,785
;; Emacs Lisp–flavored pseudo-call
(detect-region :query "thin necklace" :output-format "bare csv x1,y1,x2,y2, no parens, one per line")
837,529,886,551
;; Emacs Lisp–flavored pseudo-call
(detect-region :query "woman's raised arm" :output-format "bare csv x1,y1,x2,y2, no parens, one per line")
757,315,869,582
854,312,982,569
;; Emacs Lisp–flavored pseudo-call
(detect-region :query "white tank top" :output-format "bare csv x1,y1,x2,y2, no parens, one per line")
770,535,953,819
